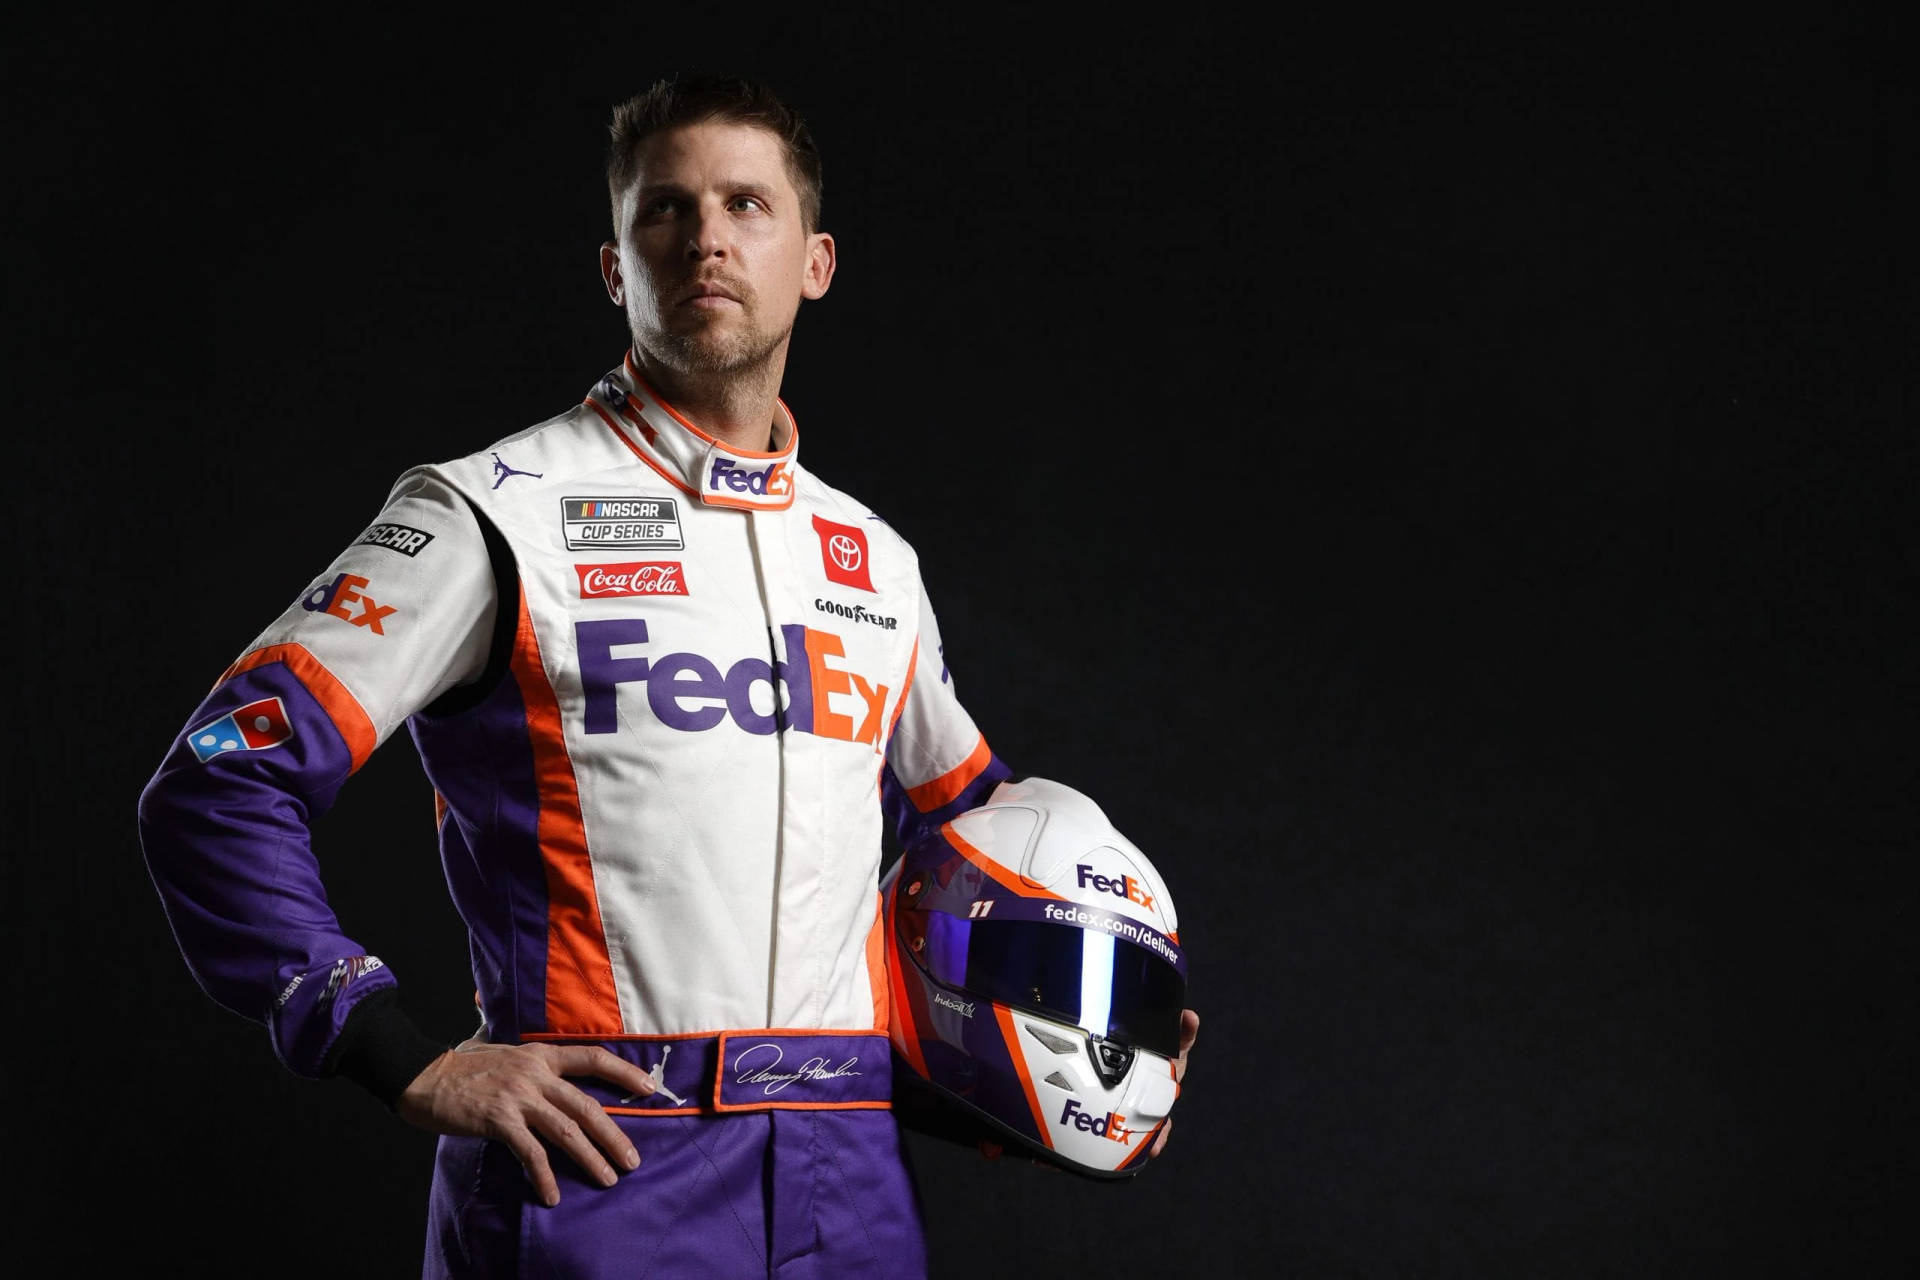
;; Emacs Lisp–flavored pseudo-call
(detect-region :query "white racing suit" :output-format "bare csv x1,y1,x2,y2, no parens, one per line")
138,352,1013,1277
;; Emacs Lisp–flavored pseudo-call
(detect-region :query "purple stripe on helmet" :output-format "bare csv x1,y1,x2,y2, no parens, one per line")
929,893,1186,980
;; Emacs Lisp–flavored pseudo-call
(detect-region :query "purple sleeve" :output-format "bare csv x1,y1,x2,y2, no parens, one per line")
880,752,1013,855
137,658,435,1083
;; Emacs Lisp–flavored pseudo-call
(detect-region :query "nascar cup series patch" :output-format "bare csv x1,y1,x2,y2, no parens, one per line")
562,497,685,550
188,697,294,761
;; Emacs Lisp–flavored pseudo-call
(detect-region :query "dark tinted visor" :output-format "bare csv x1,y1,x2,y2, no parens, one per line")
919,912,1186,1057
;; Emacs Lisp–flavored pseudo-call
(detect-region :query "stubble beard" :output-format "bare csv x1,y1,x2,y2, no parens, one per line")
636,296,794,382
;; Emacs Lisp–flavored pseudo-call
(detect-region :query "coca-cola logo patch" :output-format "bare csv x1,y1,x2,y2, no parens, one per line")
575,562,690,598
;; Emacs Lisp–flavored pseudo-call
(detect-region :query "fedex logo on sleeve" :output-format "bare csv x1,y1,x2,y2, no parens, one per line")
301,573,396,634
1076,864,1155,910
576,618,891,748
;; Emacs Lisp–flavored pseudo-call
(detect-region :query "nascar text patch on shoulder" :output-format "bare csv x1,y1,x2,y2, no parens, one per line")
355,523,435,556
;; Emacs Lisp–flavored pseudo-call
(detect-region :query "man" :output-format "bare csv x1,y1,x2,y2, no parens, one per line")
138,73,1196,1277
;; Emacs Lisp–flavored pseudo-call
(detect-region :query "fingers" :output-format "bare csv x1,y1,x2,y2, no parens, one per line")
507,1090,639,1207
1175,1009,1199,1083
527,1093,627,1193
499,1122,564,1208
504,1046,650,1207
545,1079,642,1178
549,1044,658,1102
1150,1116,1172,1158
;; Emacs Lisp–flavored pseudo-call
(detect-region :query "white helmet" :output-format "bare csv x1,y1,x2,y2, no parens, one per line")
881,777,1187,1177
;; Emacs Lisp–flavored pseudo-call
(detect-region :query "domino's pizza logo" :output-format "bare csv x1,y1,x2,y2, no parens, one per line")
188,697,294,761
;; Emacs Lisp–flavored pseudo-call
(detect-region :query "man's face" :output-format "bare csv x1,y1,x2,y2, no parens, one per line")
601,121,834,379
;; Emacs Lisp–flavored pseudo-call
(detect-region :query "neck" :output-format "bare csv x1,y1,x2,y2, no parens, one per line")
629,343,788,453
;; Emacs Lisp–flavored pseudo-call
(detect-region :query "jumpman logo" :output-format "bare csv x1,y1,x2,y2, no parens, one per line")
621,1042,687,1106
491,452,543,488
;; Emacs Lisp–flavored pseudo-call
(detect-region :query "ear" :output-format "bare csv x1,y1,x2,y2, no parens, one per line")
801,231,836,301
600,241,625,305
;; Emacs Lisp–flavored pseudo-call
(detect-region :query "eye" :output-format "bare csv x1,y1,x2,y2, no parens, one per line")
730,195,767,213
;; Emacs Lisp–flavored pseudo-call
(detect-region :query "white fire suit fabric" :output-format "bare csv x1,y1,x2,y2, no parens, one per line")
138,351,1010,1072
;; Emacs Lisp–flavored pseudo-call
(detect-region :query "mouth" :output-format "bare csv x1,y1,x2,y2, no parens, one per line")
680,281,743,309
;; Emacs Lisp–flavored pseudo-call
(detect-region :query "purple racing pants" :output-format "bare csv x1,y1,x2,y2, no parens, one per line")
420,1031,927,1278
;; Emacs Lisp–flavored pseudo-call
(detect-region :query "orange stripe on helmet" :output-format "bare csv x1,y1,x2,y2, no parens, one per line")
993,1005,1052,1149
943,824,1053,899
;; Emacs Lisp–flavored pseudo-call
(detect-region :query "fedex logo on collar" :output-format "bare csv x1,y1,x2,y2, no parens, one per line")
577,618,891,748
708,455,792,500
1076,864,1155,910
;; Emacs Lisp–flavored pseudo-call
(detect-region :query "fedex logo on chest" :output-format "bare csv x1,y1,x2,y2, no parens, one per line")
576,618,892,748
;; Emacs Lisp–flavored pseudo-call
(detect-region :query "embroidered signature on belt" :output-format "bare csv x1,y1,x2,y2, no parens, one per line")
732,1043,864,1095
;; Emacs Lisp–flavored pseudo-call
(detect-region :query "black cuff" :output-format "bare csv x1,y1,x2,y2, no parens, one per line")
323,987,448,1110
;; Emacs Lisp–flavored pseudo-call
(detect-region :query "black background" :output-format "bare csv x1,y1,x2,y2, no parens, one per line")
8,9,1913,1277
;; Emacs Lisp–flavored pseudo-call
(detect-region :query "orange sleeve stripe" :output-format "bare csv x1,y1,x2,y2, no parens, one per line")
993,1004,1052,1149
904,733,993,812
507,593,623,1033
216,642,376,774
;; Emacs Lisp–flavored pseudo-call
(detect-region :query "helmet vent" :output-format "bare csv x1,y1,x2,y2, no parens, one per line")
1090,1036,1134,1087
1043,1071,1073,1090
1023,1024,1080,1055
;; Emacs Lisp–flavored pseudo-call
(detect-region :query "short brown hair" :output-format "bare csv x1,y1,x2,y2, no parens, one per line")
606,73,824,237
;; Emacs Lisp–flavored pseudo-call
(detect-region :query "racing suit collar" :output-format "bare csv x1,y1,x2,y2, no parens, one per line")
584,352,799,511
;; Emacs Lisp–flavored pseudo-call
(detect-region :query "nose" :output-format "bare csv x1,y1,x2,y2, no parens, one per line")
683,201,729,261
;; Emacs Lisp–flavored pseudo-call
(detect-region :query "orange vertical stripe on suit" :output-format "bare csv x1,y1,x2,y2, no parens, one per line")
508,593,622,1033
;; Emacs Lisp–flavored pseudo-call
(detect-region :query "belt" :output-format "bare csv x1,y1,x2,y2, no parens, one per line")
520,1028,893,1116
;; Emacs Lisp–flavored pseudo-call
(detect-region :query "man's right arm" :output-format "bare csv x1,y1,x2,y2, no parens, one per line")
136,469,495,1092
136,467,662,1201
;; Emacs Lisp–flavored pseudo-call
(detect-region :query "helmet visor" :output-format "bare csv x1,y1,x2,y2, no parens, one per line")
919,912,1186,1057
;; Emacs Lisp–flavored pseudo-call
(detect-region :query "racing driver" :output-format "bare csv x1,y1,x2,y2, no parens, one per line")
137,72,1198,1278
